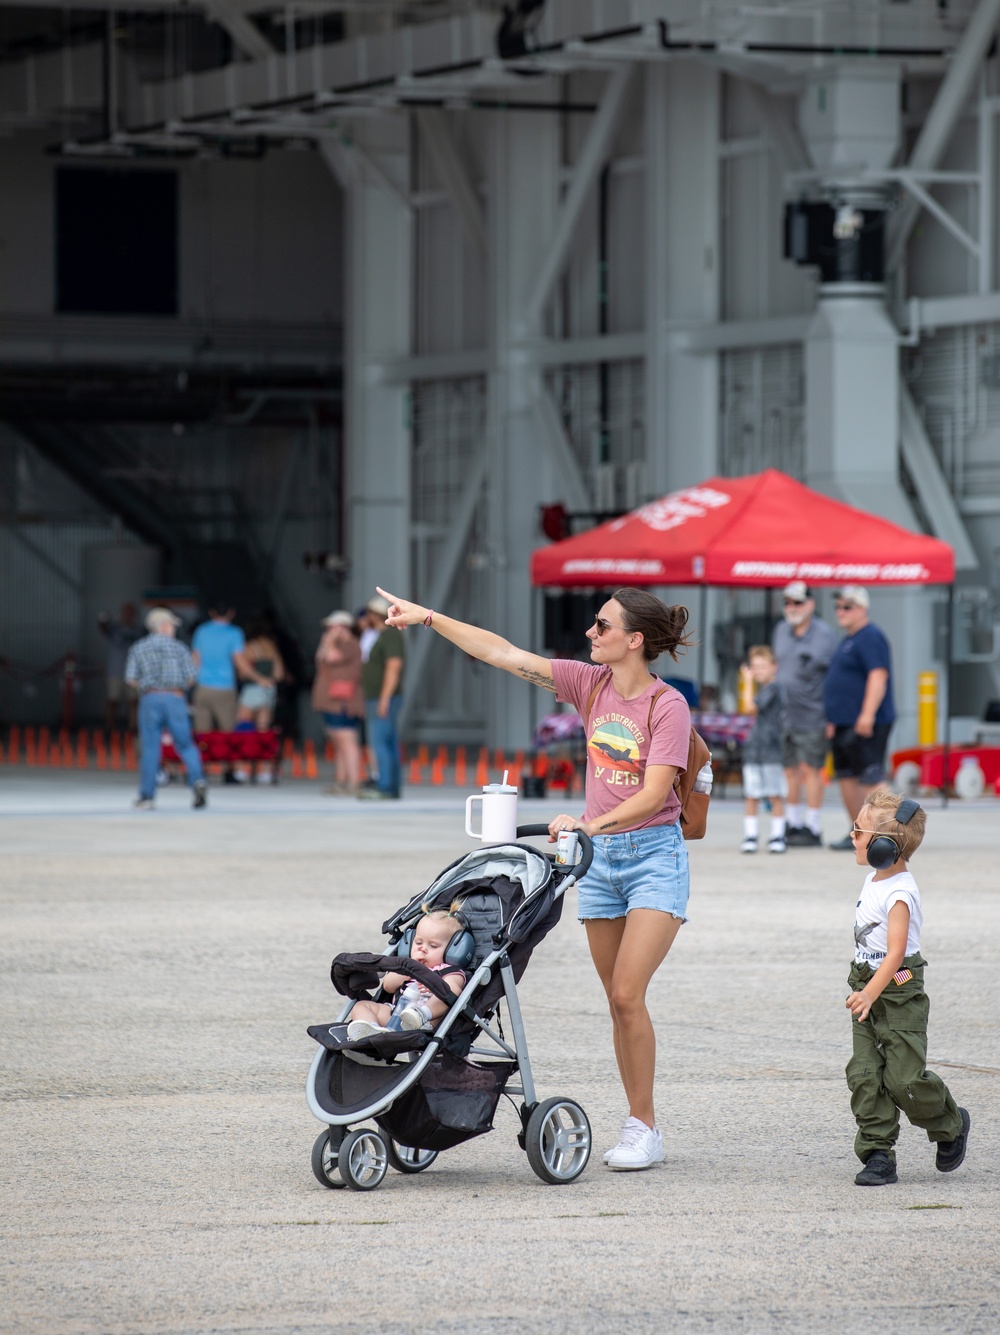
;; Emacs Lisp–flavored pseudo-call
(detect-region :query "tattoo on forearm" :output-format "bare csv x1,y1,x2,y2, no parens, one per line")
516,667,557,693
596,819,617,832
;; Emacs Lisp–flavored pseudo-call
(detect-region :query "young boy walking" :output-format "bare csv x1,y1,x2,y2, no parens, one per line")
845,787,970,1185
739,646,787,854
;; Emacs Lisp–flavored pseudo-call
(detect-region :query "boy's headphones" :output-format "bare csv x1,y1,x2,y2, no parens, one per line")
866,798,922,870
398,913,476,970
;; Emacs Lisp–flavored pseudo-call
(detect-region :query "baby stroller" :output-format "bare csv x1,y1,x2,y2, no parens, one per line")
306,824,594,1191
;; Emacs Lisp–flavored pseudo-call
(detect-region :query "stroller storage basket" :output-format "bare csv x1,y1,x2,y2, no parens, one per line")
377,1052,517,1152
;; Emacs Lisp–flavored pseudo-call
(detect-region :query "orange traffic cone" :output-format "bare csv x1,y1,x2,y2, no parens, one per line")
475,747,489,787
454,745,467,788
430,745,447,785
38,726,50,765
76,732,88,768
25,727,37,766
304,739,319,780
493,748,506,775
407,755,423,786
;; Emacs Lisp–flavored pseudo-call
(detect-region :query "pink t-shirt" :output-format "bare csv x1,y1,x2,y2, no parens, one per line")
550,661,691,829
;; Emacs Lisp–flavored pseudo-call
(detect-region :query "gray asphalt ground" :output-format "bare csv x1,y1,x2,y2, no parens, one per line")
2,768,998,1335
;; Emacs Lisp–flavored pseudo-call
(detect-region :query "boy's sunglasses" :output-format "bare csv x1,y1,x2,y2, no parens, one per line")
594,615,628,636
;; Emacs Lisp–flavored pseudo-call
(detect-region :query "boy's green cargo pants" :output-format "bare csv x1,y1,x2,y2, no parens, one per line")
846,954,962,1164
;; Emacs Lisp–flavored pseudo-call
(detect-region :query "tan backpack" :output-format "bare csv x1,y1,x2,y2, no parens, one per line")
583,680,711,841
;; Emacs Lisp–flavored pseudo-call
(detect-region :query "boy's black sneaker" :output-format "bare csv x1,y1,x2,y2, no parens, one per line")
855,1152,898,1186
935,1107,970,1172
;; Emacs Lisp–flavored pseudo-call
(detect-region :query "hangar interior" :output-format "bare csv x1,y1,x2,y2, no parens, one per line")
2,0,1000,748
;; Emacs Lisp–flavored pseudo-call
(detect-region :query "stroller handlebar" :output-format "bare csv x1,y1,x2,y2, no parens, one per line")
516,824,594,879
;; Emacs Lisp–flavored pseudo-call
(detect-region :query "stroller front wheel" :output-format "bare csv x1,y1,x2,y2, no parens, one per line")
311,1128,346,1189
339,1127,389,1191
524,1097,592,1185
385,1139,439,1175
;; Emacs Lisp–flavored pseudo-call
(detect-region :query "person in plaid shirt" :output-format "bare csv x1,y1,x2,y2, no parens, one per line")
125,609,208,811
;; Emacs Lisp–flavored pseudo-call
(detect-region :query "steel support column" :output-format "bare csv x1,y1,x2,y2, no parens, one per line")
643,61,721,499
322,120,413,611
486,98,561,750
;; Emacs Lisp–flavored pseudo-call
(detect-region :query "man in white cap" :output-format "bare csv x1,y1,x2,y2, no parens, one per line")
823,586,896,849
359,594,405,800
125,608,208,811
772,581,838,846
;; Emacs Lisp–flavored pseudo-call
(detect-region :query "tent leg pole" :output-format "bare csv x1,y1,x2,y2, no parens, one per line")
942,584,953,808
697,585,707,701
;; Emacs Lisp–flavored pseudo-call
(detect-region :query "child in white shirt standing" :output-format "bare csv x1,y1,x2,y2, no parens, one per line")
845,787,970,1186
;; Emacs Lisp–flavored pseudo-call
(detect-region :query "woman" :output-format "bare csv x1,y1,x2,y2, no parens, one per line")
237,617,286,732
374,583,693,1172
312,610,364,795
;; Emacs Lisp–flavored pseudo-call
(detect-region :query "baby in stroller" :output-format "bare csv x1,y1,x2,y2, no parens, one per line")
346,903,468,1039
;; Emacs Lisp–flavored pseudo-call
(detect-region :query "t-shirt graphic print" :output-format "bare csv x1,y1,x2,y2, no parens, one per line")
588,715,643,780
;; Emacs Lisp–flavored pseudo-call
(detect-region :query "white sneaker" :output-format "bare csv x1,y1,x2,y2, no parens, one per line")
398,1003,433,1031
741,837,758,854
347,1019,388,1041
606,1117,664,1171
603,1123,627,1164
768,837,787,854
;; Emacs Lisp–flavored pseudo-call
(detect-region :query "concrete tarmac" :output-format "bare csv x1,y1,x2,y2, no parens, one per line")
2,769,998,1335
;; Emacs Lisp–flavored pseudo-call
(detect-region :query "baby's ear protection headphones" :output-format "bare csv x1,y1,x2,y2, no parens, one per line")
398,913,476,969
866,798,921,870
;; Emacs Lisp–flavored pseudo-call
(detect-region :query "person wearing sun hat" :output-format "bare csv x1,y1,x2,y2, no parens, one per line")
313,610,363,795
772,580,838,847
823,586,896,850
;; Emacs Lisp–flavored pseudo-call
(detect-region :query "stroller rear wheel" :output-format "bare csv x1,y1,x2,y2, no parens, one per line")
339,1127,389,1191
524,1097,591,1185
385,1140,439,1175
311,1128,346,1189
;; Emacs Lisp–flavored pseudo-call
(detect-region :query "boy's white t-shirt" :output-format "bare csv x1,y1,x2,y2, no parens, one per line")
853,868,923,966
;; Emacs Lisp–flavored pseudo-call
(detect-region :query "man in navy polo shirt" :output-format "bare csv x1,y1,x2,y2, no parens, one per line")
823,586,896,850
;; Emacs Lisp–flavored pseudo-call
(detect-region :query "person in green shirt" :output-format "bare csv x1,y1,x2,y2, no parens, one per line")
359,594,405,800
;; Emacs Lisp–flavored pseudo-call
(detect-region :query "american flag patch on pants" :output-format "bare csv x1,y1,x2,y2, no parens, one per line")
892,968,913,986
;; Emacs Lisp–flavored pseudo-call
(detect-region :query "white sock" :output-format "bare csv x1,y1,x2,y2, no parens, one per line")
786,804,803,828
743,816,758,839
770,816,786,841
806,808,823,835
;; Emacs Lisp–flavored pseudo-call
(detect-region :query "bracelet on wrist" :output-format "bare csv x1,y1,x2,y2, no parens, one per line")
423,610,434,627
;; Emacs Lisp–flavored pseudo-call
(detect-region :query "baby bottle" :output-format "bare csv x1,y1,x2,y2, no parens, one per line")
386,980,427,1031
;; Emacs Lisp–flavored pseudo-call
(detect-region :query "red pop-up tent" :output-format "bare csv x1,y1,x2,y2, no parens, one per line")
530,469,955,588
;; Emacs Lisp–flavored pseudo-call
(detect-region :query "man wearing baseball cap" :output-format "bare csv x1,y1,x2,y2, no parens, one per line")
823,586,896,849
125,608,208,811
772,581,838,846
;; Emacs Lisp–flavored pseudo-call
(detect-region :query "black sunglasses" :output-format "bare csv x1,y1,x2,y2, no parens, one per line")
594,615,628,636
783,598,805,606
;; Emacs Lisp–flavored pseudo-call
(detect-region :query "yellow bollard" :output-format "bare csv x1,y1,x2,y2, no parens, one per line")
917,670,938,746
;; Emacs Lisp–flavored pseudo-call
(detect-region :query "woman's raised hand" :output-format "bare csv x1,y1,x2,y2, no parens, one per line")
375,586,428,629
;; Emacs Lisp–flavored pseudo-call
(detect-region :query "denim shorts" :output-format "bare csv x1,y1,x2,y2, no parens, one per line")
577,822,690,922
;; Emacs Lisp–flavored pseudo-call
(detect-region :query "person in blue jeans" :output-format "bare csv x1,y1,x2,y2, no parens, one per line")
125,608,208,811
359,595,405,800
